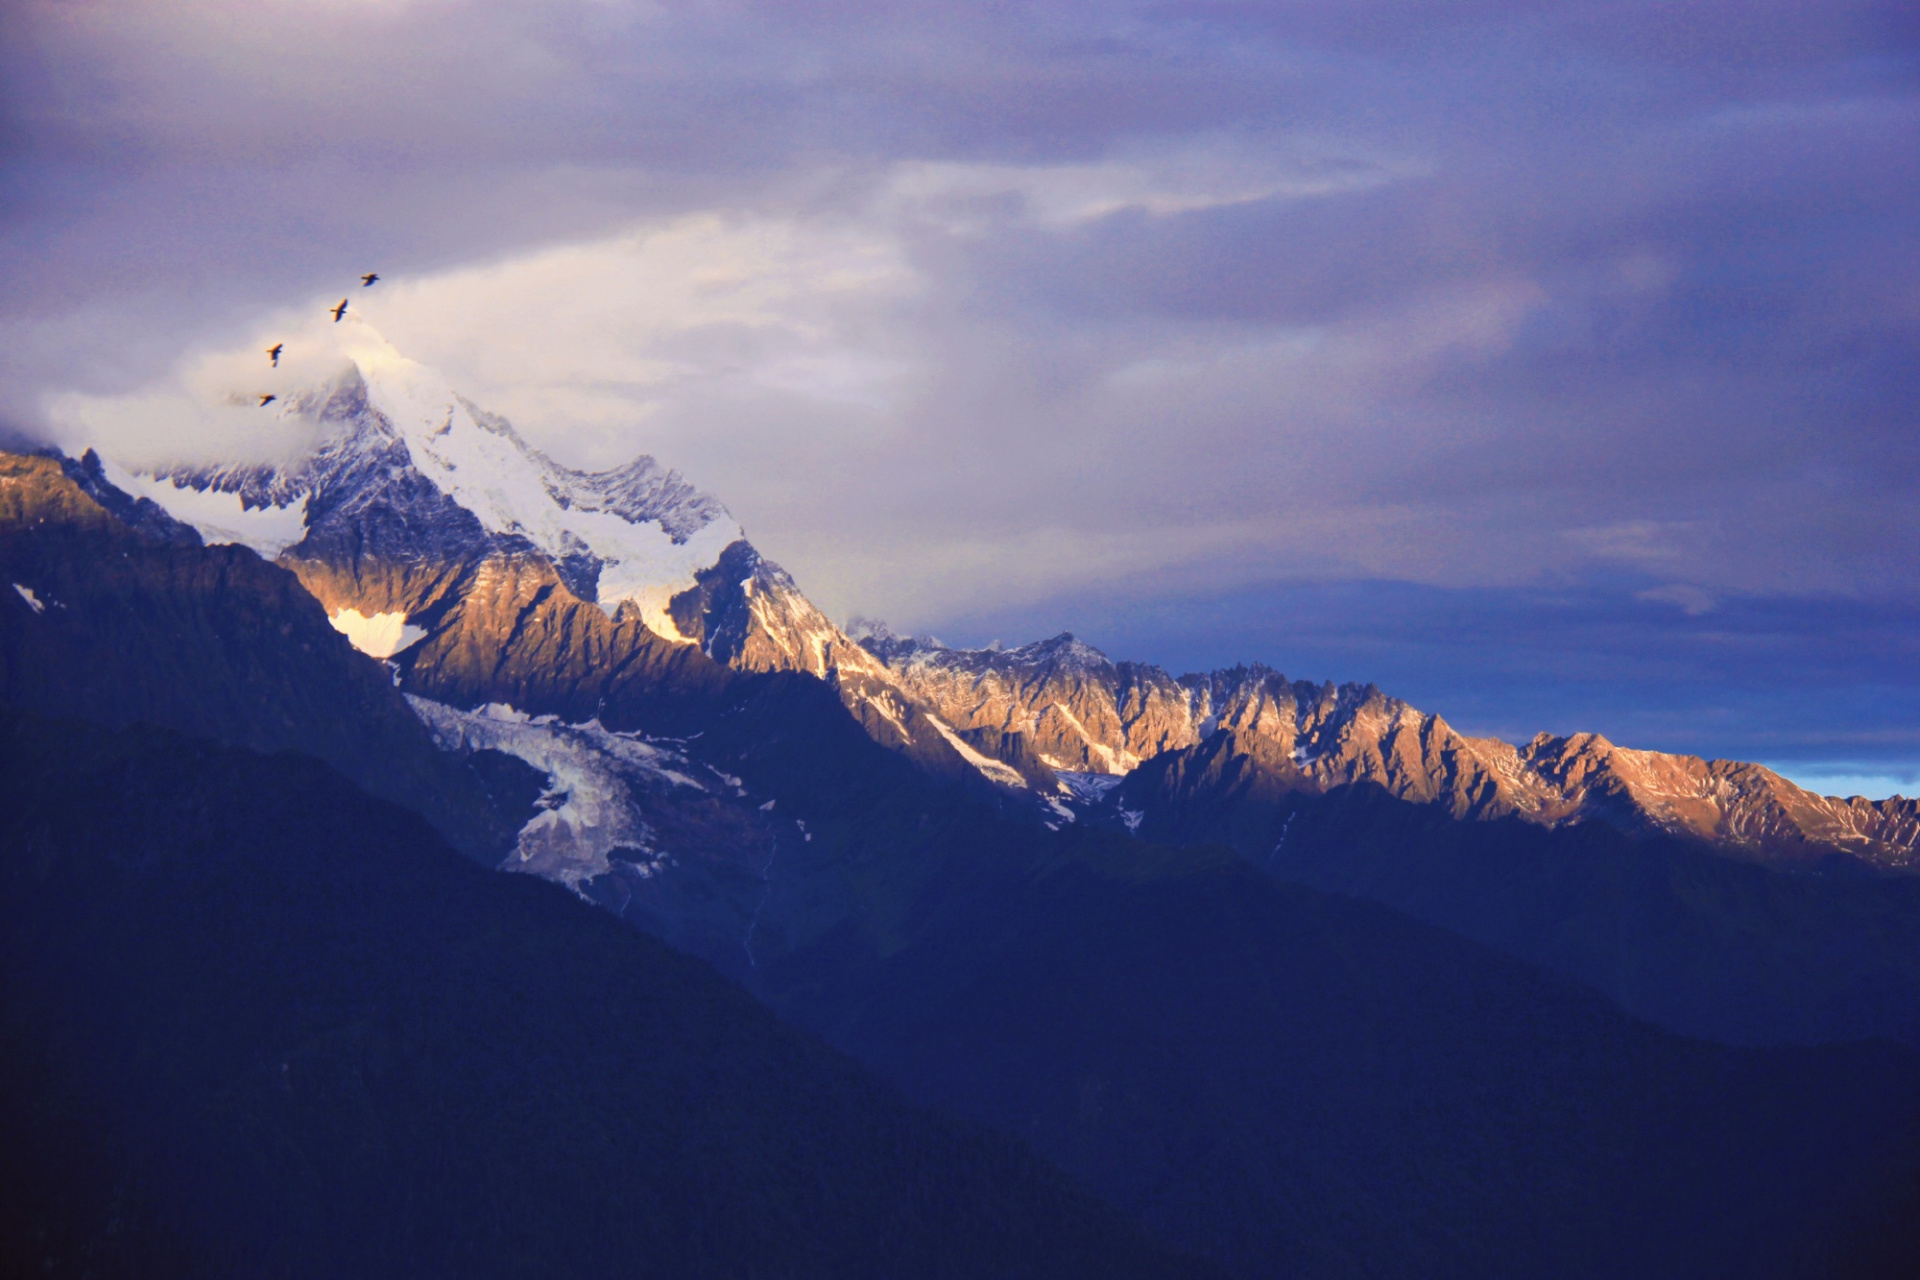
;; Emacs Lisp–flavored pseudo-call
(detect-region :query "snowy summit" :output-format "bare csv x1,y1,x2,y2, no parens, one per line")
99,317,741,644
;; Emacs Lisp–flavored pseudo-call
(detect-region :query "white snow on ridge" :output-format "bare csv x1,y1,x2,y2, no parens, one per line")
12,583,45,613
339,326,743,636
926,713,1029,789
328,608,427,659
99,453,311,556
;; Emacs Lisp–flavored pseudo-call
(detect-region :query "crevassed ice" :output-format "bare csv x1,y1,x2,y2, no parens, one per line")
328,608,427,659
1056,770,1124,804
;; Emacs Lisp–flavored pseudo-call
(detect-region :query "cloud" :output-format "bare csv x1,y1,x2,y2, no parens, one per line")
4,0,1917,758
1768,764,1920,802
1634,583,1717,616
46,307,389,469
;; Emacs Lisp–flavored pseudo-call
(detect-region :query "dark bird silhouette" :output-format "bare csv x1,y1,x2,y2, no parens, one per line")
267,343,283,366
361,273,380,287
330,299,349,322
258,394,277,407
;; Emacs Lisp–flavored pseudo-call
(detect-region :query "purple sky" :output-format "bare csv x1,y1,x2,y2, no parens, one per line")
4,1,1917,791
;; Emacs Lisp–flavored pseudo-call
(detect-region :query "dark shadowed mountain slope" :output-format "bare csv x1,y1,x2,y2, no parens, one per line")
0,448,1059,999
0,451,523,861
1102,740,1920,1048
798,831,1920,1280
0,712,1218,1280
28,441,1920,1279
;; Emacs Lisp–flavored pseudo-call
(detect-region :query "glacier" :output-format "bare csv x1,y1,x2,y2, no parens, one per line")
407,697,718,887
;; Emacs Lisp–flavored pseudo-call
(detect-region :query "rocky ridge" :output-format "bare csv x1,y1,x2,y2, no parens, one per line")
858,630,1920,871
12,458,1920,1280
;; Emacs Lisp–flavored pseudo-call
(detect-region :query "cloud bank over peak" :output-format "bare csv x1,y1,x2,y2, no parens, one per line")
4,0,1916,768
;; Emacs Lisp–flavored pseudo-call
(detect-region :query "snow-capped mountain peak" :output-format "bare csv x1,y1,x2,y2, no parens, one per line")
101,321,741,640
82,318,981,787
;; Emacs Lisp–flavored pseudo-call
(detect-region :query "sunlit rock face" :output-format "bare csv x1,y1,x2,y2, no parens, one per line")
1514,731,1920,865
861,630,1920,871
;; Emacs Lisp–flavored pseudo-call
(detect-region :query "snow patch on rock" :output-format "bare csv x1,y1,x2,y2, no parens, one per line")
926,713,1028,789
328,607,427,659
335,329,742,634
1057,771,1124,805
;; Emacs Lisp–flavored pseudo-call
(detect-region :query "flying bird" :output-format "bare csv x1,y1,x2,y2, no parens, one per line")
330,299,348,322
258,394,277,407
360,273,380,287
267,343,283,366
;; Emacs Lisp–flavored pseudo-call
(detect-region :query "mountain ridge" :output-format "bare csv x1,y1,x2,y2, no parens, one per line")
13,418,1920,1275
94,326,1915,876
856,628,1920,871
103,324,982,787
